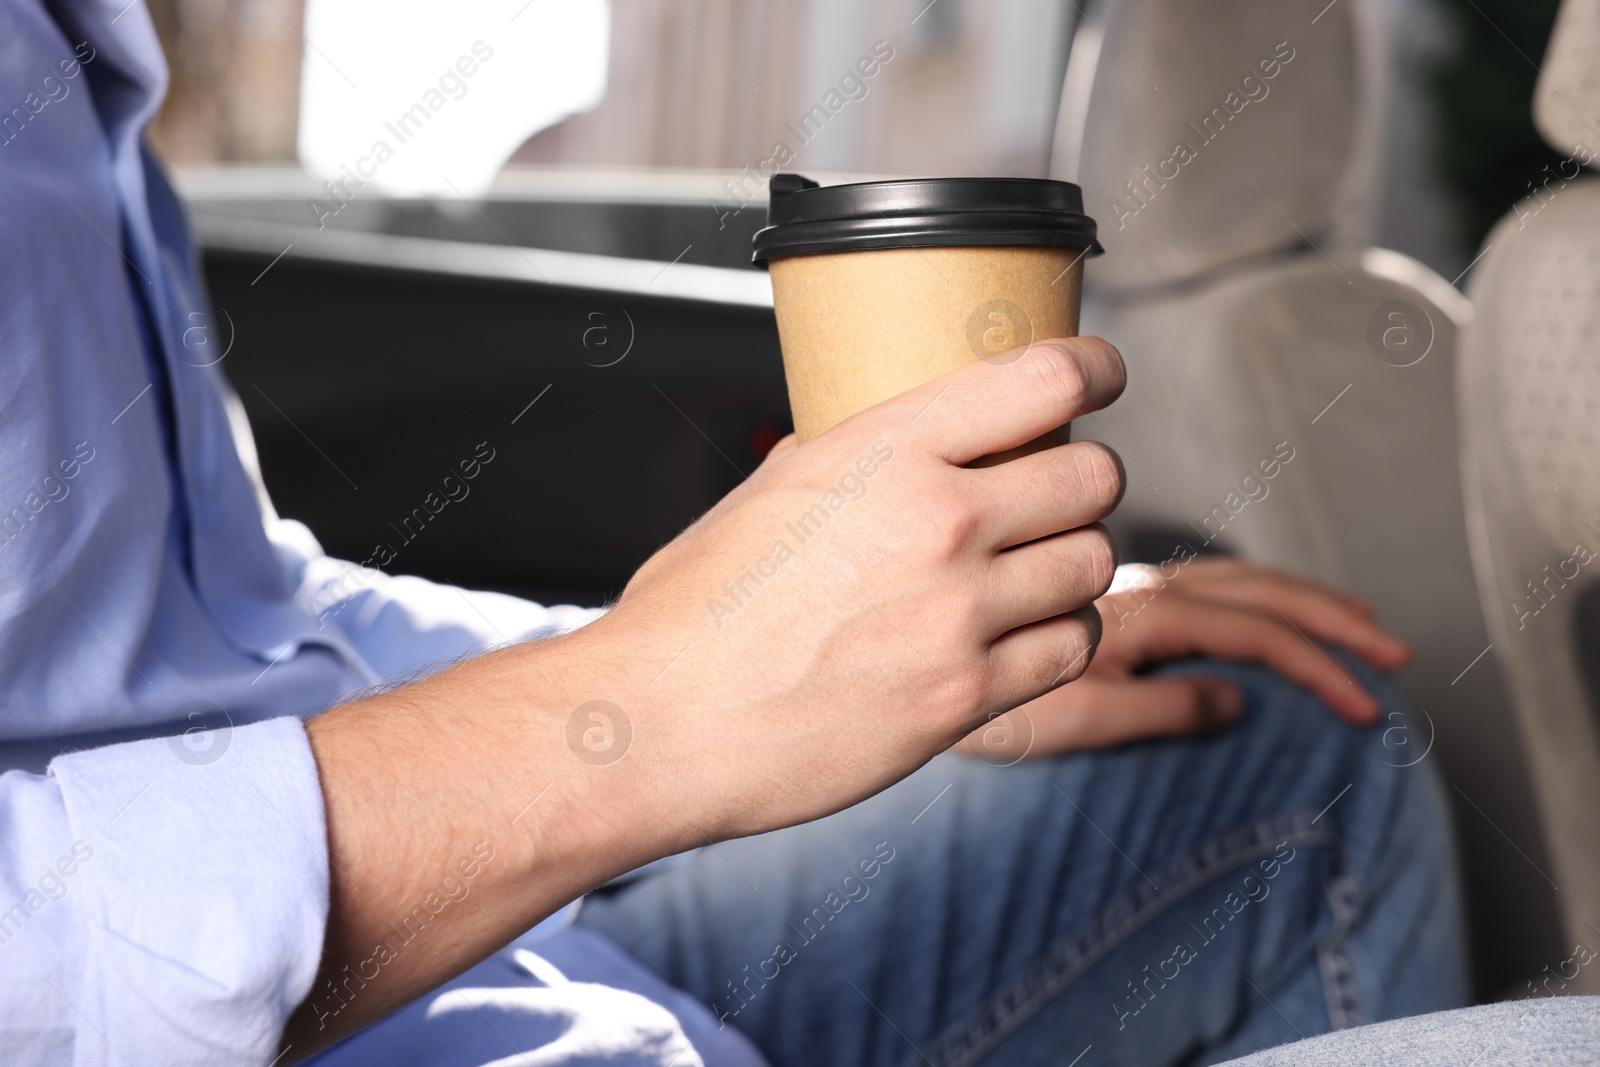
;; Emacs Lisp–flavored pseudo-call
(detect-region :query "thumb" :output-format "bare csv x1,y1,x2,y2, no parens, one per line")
1031,676,1245,753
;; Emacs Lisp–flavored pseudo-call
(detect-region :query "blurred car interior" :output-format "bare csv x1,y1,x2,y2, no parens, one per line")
172,0,1598,1004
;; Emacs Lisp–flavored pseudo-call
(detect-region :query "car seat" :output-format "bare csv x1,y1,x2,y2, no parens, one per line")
1050,0,1560,993
1456,0,1600,994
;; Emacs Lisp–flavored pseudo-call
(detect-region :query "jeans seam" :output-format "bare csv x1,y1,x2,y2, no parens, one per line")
916,812,1339,1067
1316,848,1368,1029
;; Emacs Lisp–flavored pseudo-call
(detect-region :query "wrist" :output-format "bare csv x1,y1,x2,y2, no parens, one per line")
293,623,701,1052
503,620,710,886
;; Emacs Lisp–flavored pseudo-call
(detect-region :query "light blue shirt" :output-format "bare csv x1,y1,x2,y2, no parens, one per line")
0,2,765,1064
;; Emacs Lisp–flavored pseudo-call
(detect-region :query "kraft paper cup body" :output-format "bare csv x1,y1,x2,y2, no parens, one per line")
769,244,1085,447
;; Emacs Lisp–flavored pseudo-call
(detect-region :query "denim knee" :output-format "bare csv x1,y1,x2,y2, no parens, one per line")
1142,655,1468,1016
1141,654,1460,898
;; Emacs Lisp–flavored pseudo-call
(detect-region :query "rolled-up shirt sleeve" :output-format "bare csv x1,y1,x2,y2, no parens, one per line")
3,716,329,1065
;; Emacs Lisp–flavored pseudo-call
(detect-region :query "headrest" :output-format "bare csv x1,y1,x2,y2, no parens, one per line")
1535,0,1600,163
1050,0,1378,292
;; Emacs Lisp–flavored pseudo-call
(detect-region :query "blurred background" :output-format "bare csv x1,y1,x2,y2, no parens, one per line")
150,0,1565,281
165,0,1575,617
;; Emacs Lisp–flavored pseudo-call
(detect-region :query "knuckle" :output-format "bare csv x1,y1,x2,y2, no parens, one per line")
921,492,982,560
946,593,990,647
1079,525,1119,599
1081,336,1127,394
1055,606,1103,684
632,555,661,585
932,669,989,727
629,544,674,588
1037,528,1118,618
1020,343,1092,412
1075,441,1126,514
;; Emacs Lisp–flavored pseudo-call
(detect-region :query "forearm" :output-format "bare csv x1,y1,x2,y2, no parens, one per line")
282,627,692,1057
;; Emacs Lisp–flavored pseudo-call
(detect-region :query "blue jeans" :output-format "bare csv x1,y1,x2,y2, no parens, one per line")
576,657,1470,1066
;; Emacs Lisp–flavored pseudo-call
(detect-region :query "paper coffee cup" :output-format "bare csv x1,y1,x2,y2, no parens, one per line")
753,174,1101,454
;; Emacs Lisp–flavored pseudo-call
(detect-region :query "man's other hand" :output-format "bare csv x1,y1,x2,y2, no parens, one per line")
960,558,1411,760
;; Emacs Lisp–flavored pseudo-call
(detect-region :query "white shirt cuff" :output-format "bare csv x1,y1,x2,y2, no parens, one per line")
49,716,329,1066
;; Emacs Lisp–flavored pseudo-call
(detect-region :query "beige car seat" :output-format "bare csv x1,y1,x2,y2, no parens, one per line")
1457,0,1600,994
1051,0,1560,992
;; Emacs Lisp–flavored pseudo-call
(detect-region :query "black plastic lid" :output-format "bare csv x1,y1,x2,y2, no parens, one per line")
751,173,1102,266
